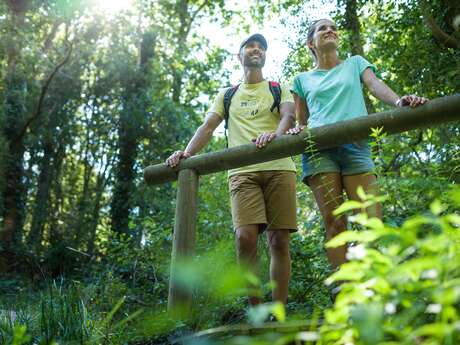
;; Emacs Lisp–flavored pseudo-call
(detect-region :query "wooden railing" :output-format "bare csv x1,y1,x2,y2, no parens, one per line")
144,94,460,311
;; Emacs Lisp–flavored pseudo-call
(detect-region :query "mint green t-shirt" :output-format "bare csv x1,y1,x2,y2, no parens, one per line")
292,55,376,128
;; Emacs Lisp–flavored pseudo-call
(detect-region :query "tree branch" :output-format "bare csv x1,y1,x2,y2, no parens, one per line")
43,20,63,52
382,130,424,173
14,42,73,144
190,0,209,29
420,1,460,49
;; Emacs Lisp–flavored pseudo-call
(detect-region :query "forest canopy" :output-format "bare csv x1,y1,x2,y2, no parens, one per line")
0,0,459,344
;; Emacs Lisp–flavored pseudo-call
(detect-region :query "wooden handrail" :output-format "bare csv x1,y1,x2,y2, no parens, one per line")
144,94,460,185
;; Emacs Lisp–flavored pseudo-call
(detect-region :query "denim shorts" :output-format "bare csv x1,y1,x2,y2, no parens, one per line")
301,140,375,184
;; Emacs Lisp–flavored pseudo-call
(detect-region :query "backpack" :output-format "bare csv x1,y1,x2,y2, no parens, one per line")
222,81,282,146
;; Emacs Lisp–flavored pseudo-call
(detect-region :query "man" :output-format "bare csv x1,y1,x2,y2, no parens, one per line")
166,34,297,306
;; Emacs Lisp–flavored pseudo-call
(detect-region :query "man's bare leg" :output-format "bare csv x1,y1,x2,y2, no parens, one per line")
235,224,260,305
267,229,291,304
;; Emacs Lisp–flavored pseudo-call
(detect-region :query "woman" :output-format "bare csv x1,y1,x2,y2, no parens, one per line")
290,19,427,270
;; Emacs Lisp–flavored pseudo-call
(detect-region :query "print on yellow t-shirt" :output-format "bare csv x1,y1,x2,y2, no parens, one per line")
208,80,296,176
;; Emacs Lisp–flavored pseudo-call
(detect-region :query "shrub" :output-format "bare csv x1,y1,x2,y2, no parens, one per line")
319,186,460,345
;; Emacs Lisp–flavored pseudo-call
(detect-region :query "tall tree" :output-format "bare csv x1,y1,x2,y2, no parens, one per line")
109,0,230,239
110,29,156,237
0,1,74,250
338,0,376,113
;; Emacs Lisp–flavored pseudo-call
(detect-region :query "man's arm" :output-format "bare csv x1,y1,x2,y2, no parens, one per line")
165,112,223,167
253,102,295,148
361,68,428,108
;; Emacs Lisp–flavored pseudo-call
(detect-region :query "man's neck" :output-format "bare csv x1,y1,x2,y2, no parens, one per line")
243,67,264,84
316,49,340,70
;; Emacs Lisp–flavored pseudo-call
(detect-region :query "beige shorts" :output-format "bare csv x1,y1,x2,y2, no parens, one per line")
228,171,297,232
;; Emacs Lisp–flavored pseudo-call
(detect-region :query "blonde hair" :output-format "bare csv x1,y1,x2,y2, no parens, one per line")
307,19,333,64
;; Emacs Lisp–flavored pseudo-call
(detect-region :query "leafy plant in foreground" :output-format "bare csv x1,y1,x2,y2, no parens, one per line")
320,186,460,345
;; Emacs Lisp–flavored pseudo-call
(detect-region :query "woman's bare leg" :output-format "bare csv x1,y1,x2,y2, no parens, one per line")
342,173,382,219
308,173,347,269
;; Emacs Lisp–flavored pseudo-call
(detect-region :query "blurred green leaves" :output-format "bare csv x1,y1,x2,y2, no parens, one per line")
247,302,286,326
320,186,460,344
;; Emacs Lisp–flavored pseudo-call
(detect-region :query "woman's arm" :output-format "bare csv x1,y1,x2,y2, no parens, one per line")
361,68,428,108
294,93,309,126
286,93,310,134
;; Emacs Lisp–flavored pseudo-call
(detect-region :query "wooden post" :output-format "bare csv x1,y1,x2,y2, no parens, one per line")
168,168,199,312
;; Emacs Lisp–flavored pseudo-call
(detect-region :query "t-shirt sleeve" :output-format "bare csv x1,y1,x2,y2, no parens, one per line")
280,83,294,104
291,75,305,100
354,55,377,77
207,89,226,119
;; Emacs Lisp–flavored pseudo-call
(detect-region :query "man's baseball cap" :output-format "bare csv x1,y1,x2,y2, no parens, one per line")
239,33,268,51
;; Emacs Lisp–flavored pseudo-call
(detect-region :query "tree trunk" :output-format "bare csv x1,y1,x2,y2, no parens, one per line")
1,74,26,249
1,9,71,254
1,143,26,247
48,145,66,247
110,125,138,235
27,141,53,248
1,8,26,252
344,0,364,56
171,0,207,102
110,31,156,237
343,0,376,114
171,0,189,103
87,172,107,257
73,138,92,246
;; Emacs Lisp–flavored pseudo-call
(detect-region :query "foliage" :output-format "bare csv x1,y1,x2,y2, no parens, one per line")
0,0,458,344
319,186,460,344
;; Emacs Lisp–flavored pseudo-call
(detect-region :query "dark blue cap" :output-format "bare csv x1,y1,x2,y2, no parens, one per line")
239,33,268,51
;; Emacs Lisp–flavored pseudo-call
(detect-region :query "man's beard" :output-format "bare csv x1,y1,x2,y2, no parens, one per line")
244,56,265,68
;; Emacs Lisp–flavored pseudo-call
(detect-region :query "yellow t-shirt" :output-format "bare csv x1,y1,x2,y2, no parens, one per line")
208,80,296,176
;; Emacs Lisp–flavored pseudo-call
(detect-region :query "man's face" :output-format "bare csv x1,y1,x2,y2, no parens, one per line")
239,40,266,68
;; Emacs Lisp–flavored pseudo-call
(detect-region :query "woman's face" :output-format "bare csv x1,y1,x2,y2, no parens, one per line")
308,19,338,52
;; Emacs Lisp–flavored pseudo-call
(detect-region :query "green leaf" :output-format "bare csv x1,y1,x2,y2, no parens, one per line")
270,301,286,322
328,262,365,282
12,325,31,345
448,187,460,207
356,186,367,201
370,126,385,138
100,296,126,328
365,249,393,268
414,323,450,337
396,257,437,281
333,200,363,215
430,199,445,215
402,215,433,231
247,302,285,325
350,303,384,345
368,277,392,294
326,230,378,248
113,308,144,330
444,214,460,227
367,218,385,230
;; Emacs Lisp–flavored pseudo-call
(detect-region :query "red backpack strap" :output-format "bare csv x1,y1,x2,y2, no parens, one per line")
268,81,282,113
